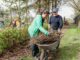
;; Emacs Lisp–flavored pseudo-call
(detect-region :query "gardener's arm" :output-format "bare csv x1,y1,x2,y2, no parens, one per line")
58,16,63,33
59,16,63,30
37,15,49,36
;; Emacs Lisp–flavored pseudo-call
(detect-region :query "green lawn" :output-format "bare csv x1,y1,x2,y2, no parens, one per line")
21,28,80,60
58,28,80,60
20,56,33,60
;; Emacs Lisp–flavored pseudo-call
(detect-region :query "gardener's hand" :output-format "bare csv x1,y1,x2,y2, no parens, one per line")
48,32,52,36
58,29,61,32
58,29,62,34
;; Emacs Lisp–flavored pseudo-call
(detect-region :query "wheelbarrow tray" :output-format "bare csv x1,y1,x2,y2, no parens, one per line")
37,40,60,51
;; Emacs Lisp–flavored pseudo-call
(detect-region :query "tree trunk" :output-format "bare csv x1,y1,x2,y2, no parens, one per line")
18,0,21,19
54,0,57,8
9,0,12,22
52,0,54,12
78,20,80,28
26,0,28,27
18,0,21,27
10,8,12,22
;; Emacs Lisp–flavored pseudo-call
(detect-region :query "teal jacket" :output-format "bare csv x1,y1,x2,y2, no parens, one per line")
28,15,49,38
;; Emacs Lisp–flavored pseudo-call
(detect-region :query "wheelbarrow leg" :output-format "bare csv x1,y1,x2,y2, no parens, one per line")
44,50,48,60
39,49,48,60
56,40,60,50
40,49,45,60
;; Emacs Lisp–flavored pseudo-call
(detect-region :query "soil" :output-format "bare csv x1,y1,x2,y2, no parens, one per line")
0,41,31,60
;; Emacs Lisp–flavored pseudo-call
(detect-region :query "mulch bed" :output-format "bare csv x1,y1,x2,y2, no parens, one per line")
0,41,31,60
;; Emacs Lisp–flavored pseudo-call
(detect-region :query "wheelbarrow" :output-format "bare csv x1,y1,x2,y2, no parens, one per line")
31,32,63,60
36,39,60,60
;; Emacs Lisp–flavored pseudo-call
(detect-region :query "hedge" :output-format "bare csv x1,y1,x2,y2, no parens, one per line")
0,27,29,54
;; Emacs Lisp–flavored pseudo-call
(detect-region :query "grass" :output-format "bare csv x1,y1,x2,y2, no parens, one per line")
20,28,80,60
20,56,33,60
58,28,80,60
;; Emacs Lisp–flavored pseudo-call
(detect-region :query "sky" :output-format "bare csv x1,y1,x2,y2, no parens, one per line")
0,0,8,10
0,0,75,19
59,5,75,19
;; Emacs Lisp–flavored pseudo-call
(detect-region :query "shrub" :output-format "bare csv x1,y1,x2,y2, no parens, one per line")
0,27,29,54
43,23,48,30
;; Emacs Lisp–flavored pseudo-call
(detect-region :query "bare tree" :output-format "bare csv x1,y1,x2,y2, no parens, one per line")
68,0,80,27
69,0,80,13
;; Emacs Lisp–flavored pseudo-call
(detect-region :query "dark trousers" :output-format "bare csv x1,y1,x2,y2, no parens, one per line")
31,44,39,57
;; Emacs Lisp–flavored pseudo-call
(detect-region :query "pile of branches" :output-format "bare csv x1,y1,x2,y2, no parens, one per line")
36,32,61,44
